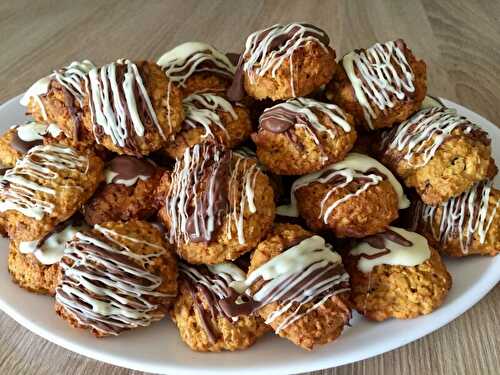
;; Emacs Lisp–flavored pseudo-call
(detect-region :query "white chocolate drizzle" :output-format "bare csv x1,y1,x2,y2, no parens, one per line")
19,222,84,265
350,226,431,273
0,145,89,220
380,107,482,167
412,180,499,254
342,40,415,129
182,92,238,141
243,23,330,97
157,42,235,87
55,225,171,336
15,121,62,141
277,152,409,220
87,59,165,149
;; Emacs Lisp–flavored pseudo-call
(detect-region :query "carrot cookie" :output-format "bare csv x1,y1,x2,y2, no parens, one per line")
54,220,177,337
278,153,409,237
157,42,236,96
228,22,337,101
157,142,275,264
83,155,162,225
252,98,357,175
171,262,268,352
344,226,451,321
8,216,85,295
378,107,496,204
231,224,351,350
0,144,103,242
163,92,252,159
82,59,184,156
20,60,96,144
326,39,426,130
411,180,499,256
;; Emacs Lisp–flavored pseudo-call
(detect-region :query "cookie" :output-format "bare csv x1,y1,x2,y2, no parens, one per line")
54,220,177,337
157,142,275,264
0,144,103,242
171,262,268,352
164,92,252,159
410,180,499,256
228,22,336,101
243,224,351,350
82,59,184,156
21,60,96,144
278,153,409,237
344,226,452,321
378,107,497,204
83,156,162,225
326,39,426,130
157,41,235,96
252,98,357,175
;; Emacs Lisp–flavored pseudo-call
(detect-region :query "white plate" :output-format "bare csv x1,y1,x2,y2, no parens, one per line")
0,96,498,375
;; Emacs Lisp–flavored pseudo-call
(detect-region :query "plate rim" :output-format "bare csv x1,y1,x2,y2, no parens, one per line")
0,95,498,375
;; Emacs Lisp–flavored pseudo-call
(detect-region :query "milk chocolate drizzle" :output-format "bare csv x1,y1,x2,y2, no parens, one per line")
227,22,330,101
412,180,499,254
106,155,156,185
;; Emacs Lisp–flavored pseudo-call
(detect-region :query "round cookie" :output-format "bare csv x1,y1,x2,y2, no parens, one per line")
0,144,103,242
157,42,235,96
344,226,452,321
378,107,497,205
227,22,337,101
171,262,268,352
244,224,351,350
156,142,275,264
252,97,357,175
82,59,184,156
8,217,84,295
21,60,96,144
326,39,427,130
164,92,252,159
83,156,163,225
54,220,177,337
410,180,499,256
278,153,409,238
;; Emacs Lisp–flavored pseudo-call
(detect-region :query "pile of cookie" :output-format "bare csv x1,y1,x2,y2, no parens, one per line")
0,22,498,352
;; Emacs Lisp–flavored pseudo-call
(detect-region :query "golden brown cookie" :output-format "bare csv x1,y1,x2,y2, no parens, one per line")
171,262,268,352
378,107,496,204
157,143,275,264
246,224,351,350
410,180,499,256
344,227,451,321
253,98,357,175
157,42,235,96
278,153,409,238
326,39,427,130
83,156,163,225
0,144,103,242
164,92,252,159
54,220,177,337
227,22,337,101
82,60,184,156
21,60,96,145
